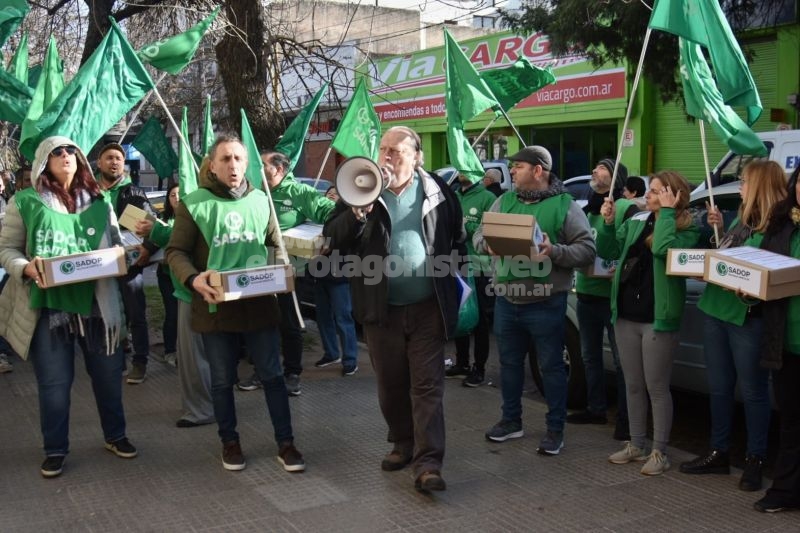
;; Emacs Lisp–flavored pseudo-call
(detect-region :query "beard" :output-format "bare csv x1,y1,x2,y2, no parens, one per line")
589,178,609,194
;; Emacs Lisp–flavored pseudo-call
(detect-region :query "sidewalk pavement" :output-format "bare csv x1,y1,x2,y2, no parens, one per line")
1,324,798,532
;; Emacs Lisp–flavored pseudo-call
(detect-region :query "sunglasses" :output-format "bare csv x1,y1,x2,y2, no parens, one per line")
50,145,78,157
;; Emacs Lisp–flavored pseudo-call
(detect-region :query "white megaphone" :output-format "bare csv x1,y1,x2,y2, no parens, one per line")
334,156,388,208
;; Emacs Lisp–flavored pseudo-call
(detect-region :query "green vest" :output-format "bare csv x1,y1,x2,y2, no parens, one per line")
15,189,109,315
697,218,764,326
457,183,496,275
785,231,800,355
98,175,132,215
495,192,572,283
184,188,271,271
576,198,634,298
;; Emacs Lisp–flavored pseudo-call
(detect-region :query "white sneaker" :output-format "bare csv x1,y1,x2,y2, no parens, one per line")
608,442,648,464
0,353,13,373
641,449,671,476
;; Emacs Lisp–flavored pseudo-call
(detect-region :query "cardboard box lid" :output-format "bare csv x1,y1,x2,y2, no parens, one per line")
713,246,800,285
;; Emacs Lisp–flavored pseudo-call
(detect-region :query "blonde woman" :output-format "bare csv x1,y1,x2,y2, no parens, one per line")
597,170,699,475
681,161,787,492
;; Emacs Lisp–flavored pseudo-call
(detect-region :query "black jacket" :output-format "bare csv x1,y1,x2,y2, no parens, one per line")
323,169,466,338
114,182,160,275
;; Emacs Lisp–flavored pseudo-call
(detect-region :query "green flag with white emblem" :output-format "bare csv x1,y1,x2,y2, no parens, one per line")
137,7,220,75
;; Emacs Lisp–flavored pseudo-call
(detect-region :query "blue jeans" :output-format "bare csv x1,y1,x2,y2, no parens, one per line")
495,293,568,432
576,297,627,419
156,266,178,354
313,277,358,367
202,328,293,445
119,272,150,365
704,314,770,457
30,309,127,456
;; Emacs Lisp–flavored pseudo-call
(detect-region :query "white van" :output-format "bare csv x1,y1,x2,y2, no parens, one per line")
694,129,800,192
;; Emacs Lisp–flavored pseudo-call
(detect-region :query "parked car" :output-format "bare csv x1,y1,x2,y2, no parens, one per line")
433,160,512,192
532,180,742,408
296,177,334,195
563,174,651,209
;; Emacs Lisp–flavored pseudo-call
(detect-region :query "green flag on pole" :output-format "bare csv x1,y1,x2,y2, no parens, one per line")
7,31,27,84
0,0,29,48
0,67,33,124
178,107,197,198
443,28,500,130
331,78,380,160
480,57,556,111
241,109,264,191
19,19,154,160
202,94,214,156
21,36,63,153
679,38,766,156
275,83,328,173
137,6,220,75
444,28,499,183
132,116,178,179
648,0,761,125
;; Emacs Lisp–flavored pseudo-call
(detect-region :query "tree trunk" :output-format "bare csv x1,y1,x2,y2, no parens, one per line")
216,0,283,150
81,0,114,65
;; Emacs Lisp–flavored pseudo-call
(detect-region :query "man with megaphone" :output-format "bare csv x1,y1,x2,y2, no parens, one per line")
324,126,466,493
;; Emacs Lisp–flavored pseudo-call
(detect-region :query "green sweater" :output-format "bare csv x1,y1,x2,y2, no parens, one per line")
697,218,764,326
270,174,335,231
576,198,634,298
596,208,700,332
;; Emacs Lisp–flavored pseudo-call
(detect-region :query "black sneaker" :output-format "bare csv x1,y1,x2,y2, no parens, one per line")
485,419,524,442
126,363,146,384
314,355,342,368
566,410,607,425
462,366,485,387
285,374,301,396
105,437,138,458
222,440,246,471
679,449,730,475
342,364,358,376
739,455,764,491
40,455,65,478
445,364,470,378
277,442,306,472
754,495,800,513
236,374,262,391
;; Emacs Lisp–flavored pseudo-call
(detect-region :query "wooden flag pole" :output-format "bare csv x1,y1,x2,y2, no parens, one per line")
699,120,721,246
150,83,200,174
117,72,168,143
313,146,334,190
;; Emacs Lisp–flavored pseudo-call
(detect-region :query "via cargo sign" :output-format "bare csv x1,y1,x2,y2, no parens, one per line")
369,30,626,123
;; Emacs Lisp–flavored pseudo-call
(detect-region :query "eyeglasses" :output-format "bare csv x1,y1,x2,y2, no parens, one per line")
50,146,78,157
378,146,413,158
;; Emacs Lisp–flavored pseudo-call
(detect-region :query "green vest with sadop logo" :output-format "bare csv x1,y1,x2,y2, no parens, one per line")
494,192,572,283
576,198,634,298
183,188,271,272
15,188,109,315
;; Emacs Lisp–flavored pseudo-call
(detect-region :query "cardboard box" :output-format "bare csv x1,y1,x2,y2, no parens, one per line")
586,256,618,278
282,223,326,258
118,204,155,232
208,264,294,302
37,247,127,287
667,248,708,277
121,230,164,265
481,212,545,259
704,246,800,300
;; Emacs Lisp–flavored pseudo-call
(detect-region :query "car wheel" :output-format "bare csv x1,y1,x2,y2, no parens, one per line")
529,320,587,410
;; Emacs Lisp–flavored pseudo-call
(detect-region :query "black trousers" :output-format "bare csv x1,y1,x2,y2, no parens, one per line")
765,352,800,505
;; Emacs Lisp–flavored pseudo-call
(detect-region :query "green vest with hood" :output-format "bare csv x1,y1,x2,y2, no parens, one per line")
271,173,335,231
15,188,109,315
495,191,572,283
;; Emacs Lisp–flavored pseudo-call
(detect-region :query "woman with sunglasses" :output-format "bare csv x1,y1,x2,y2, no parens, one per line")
0,136,135,478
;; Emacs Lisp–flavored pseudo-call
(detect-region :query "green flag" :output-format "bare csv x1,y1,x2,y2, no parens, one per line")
137,6,220,75
241,109,264,191
447,127,485,184
275,83,328,173
331,78,380,159
132,116,178,179
202,94,214,156
480,57,556,111
178,107,197,198
0,0,29,48
27,63,40,88
0,67,32,123
444,28,499,130
19,20,154,160
648,0,761,125
21,36,63,154
7,31,27,84
679,38,766,156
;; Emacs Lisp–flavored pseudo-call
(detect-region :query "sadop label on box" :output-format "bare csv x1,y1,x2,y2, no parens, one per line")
707,256,762,295
225,268,287,298
51,254,122,284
